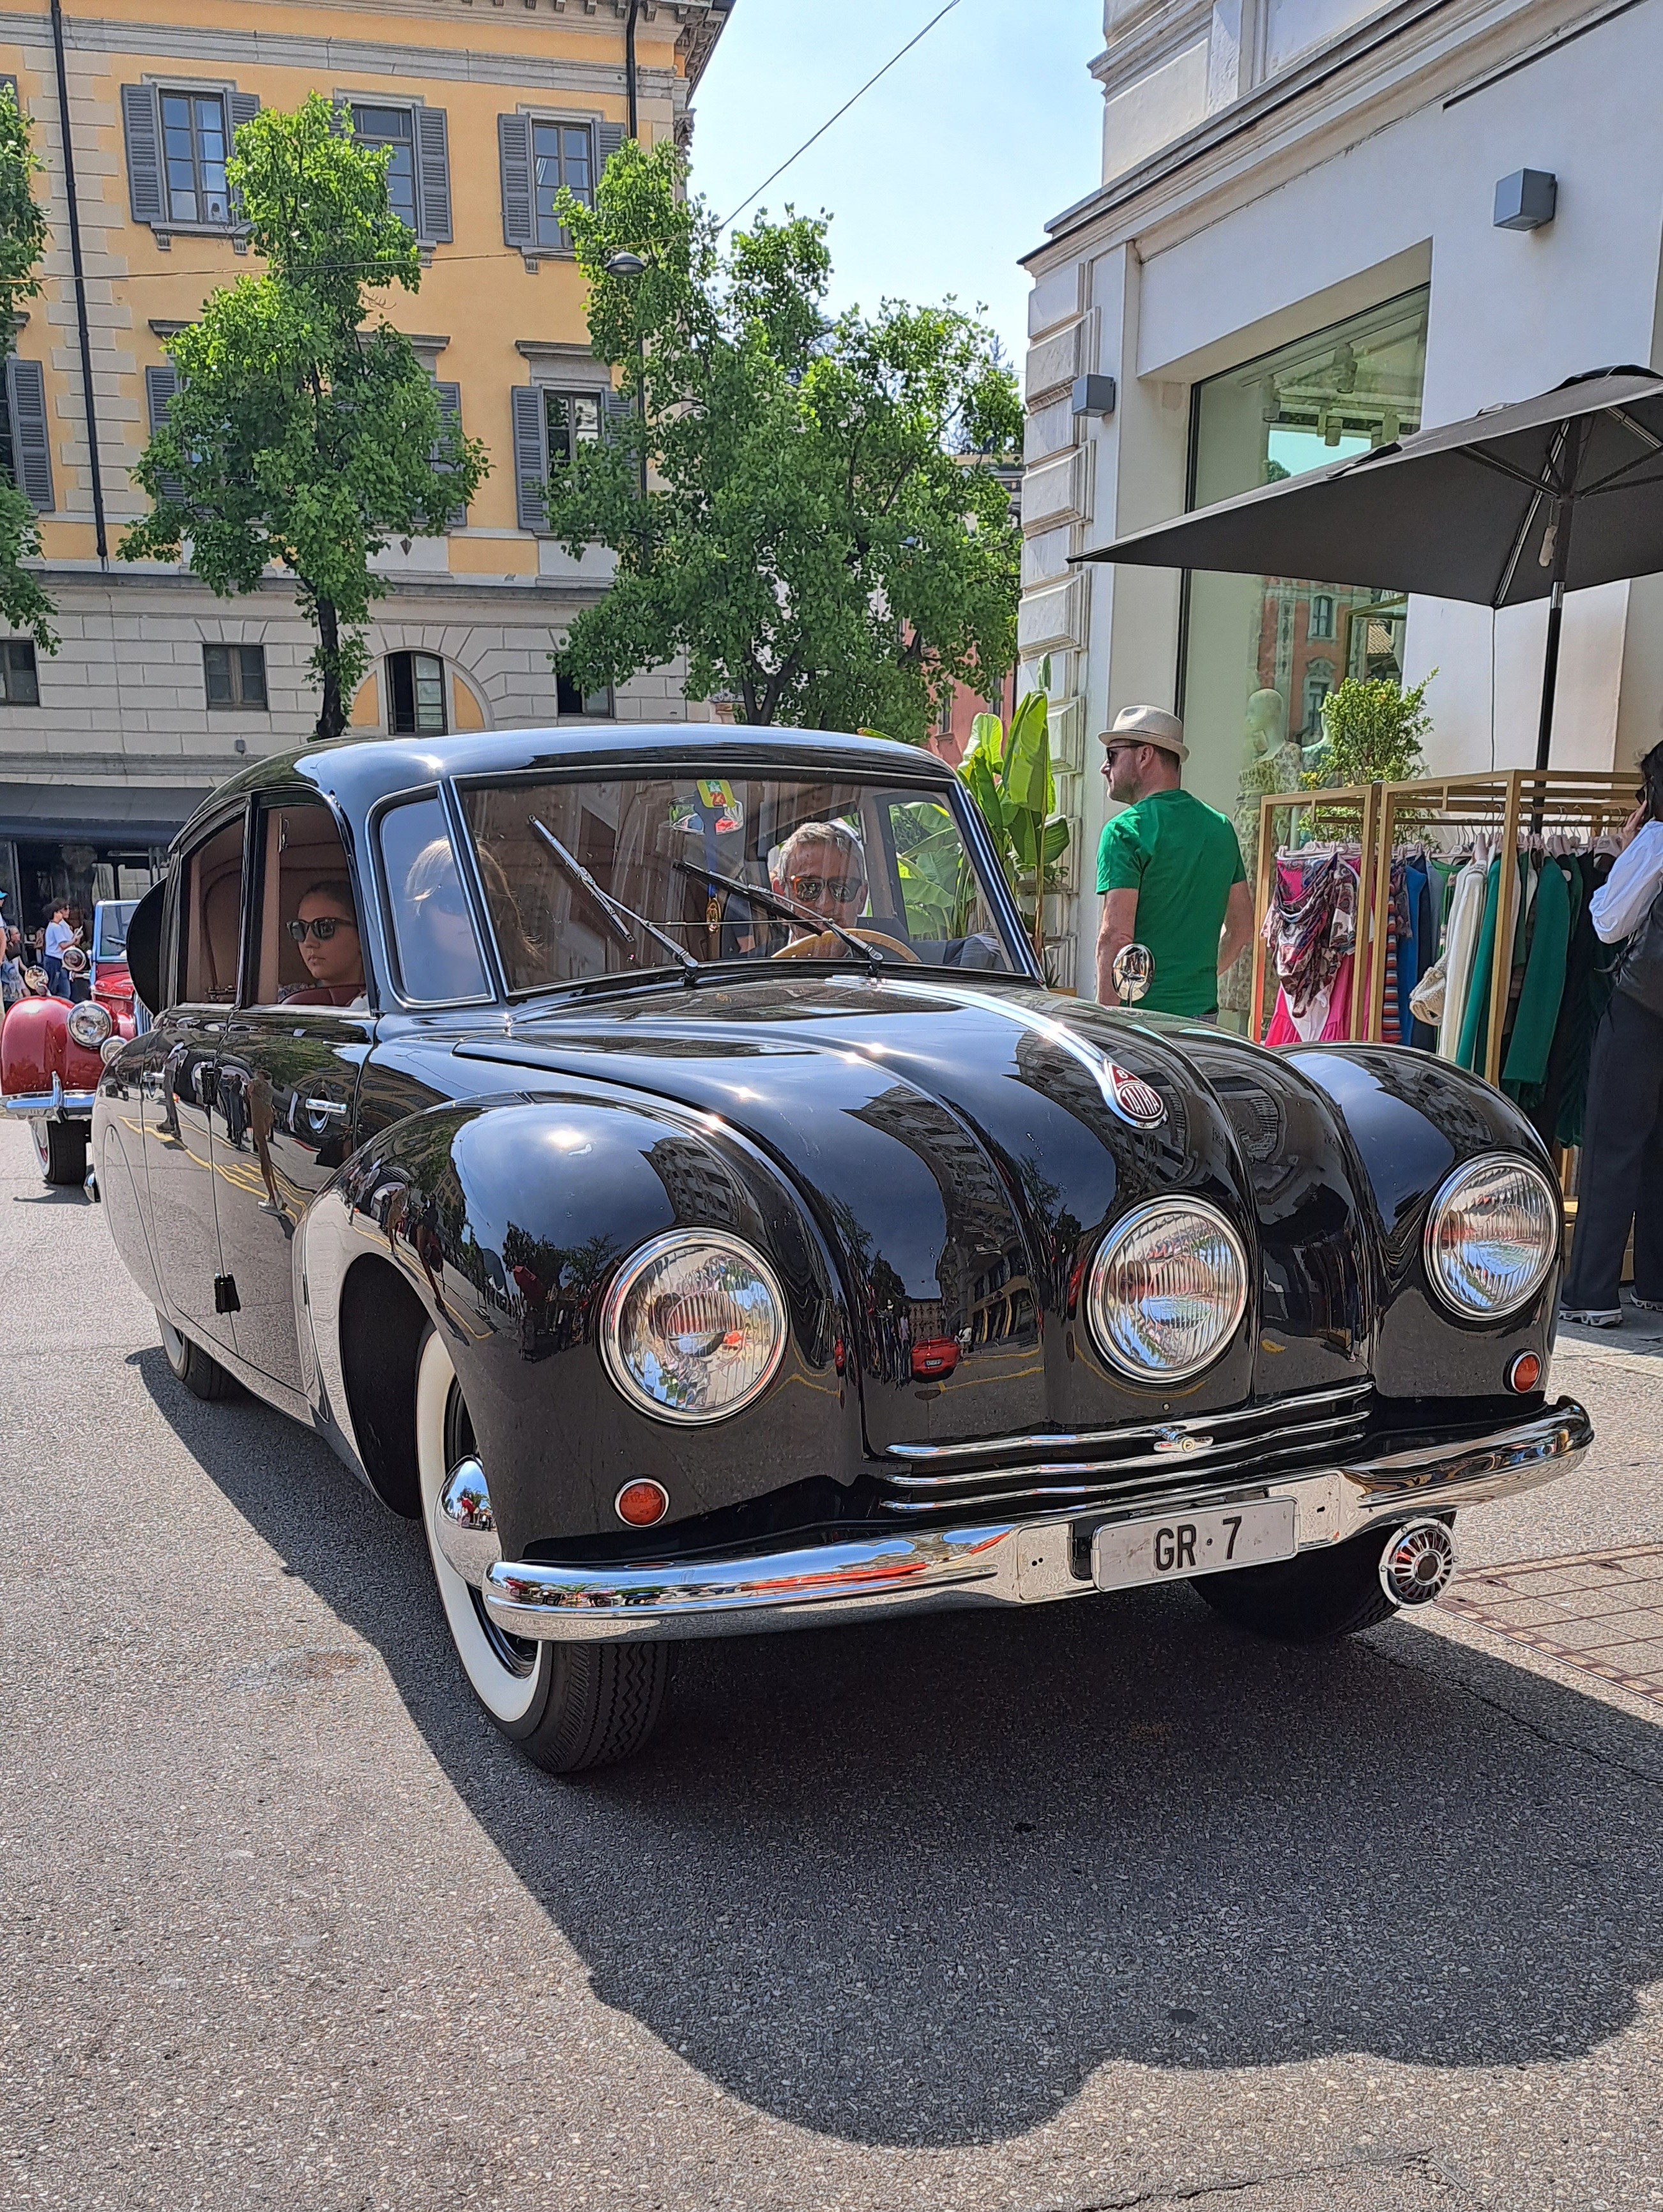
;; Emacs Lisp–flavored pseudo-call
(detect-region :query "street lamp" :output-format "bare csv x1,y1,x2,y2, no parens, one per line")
602,251,650,509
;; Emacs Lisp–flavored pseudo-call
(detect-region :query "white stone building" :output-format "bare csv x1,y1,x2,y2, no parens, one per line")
1021,0,1663,996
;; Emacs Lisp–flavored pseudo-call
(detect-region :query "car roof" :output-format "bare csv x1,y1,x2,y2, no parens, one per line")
172,723,958,851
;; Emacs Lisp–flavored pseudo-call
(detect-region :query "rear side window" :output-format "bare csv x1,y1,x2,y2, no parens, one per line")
379,796,490,1003
180,814,247,1003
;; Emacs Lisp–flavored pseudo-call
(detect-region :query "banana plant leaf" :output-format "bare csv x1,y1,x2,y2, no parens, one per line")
1001,689,1053,817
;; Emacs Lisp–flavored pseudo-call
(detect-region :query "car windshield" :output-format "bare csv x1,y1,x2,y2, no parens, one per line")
94,900,137,955
454,771,1022,992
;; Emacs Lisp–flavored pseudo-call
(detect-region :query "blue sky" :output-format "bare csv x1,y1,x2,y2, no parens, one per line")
685,0,1104,364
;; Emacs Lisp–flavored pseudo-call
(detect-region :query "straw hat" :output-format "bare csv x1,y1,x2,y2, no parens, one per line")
1100,704,1188,763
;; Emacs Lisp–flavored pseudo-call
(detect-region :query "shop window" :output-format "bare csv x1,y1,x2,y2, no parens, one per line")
0,639,38,704
556,670,613,719
121,82,259,235
204,642,267,709
388,649,447,734
1178,285,1429,831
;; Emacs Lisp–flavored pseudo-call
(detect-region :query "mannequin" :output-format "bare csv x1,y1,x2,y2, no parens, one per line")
1220,689,1298,1015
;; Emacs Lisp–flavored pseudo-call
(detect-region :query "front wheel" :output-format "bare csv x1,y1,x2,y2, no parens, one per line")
1192,1521,1441,1644
414,1327,671,1773
33,1116,87,1186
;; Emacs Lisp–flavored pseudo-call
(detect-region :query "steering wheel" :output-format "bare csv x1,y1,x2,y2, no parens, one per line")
771,928,921,964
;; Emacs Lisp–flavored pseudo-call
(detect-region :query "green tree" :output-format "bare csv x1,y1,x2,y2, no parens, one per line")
0,84,54,649
1306,669,1436,787
545,140,1021,743
119,95,489,739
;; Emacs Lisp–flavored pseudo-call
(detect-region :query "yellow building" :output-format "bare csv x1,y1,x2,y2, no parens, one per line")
0,0,733,926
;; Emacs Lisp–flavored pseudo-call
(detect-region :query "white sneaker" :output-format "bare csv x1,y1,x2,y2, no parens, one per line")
1561,1305,1622,1328
1632,1295,1663,1312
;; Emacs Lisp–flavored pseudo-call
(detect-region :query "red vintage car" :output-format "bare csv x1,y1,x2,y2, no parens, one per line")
3,898,142,1185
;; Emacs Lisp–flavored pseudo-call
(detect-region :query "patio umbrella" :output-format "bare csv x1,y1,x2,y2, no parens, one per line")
1076,365,1663,769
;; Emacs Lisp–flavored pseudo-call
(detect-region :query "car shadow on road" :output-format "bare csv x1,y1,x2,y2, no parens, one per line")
137,1344,1663,2150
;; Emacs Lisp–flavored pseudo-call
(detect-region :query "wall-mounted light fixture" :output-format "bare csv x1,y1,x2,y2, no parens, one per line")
1071,374,1117,420
1494,169,1557,232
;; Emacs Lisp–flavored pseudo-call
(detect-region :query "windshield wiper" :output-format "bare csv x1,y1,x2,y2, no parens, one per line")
672,858,884,971
529,816,699,974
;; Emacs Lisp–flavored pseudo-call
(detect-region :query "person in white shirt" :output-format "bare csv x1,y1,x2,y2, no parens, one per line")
42,899,77,999
1562,740,1663,1326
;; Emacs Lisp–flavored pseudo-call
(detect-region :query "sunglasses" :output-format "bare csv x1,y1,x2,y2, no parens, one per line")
413,889,470,920
789,875,865,905
288,915,357,944
1100,741,1146,768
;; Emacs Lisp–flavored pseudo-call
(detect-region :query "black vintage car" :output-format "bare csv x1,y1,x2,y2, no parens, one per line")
96,727,1591,1771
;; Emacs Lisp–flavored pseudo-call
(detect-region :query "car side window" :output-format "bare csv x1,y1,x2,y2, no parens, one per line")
179,814,248,1005
248,799,370,1011
379,796,490,1003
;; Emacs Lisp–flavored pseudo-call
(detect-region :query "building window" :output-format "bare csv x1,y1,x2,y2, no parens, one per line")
388,650,447,734
511,383,626,531
556,670,612,719
0,639,39,704
2,357,53,510
545,390,605,468
533,120,593,245
204,642,267,709
161,91,231,224
1178,286,1429,838
351,105,416,231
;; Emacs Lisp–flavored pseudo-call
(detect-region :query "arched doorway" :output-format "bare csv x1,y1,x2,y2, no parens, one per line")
349,652,486,736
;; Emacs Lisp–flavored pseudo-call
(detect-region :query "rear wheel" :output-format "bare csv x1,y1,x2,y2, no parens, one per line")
1193,1522,1434,1644
158,1312,243,1402
414,1327,670,1773
33,1117,87,1186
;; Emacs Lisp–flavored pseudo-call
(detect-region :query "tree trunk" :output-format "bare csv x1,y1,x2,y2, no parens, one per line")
315,595,344,741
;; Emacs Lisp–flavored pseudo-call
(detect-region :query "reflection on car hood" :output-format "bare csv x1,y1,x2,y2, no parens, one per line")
481,974,1379,1451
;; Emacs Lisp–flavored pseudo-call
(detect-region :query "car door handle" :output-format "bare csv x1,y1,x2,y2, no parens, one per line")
302,1098,348,1120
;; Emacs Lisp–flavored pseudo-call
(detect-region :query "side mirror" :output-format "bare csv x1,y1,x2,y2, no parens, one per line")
1112,942,1154,1006
126,877,168,1016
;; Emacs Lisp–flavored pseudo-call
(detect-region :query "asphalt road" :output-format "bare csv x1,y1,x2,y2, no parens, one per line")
4,1119,1663,2212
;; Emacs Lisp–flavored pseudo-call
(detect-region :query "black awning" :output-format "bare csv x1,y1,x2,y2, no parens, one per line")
0,782,213,845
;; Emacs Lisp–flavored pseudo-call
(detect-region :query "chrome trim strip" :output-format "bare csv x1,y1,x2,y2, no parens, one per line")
877,1408,1369,1492
883,1380,1372,1463
3,1073,96,1118
478,1398,1591,1643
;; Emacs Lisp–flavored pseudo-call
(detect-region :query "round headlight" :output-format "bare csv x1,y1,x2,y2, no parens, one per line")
68,1001,112,1050
1424,1155,1559,1319
1086,1198,1248,1383
601,1231,787,1424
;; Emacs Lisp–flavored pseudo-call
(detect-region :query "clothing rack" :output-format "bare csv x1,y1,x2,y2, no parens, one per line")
1249,782,1380,1045
1252,768,1639,1082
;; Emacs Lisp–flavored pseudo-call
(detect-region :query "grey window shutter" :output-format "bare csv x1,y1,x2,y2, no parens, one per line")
228,91,260,139
596,122,624,173
121,83,164,225
432,379,466,529
499,114,533,249
512,384,548,533
144,363,185,506
6,357,52,509
415,107,452,245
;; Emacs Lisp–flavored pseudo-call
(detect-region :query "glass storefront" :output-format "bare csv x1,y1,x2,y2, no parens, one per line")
1179,285,1431,848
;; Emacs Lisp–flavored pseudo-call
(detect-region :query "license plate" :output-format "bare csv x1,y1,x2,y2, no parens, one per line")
1091,1497,1297,1592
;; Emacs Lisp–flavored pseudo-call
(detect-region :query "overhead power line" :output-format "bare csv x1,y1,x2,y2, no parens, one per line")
715,0,964,233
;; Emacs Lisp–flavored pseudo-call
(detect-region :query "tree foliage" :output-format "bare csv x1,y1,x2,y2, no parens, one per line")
0,84,54,649
119,95,489,738
547,140,1021,743
1306,670,1436,788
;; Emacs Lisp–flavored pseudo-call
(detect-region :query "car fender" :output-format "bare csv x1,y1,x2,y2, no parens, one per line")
299,1089,859,1556
1,994,105,1102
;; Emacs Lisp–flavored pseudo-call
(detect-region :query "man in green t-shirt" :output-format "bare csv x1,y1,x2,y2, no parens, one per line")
1094,704,1251,1018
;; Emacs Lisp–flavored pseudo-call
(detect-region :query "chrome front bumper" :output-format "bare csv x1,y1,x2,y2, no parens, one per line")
4,1072,96,1119
457,1398,1593,1645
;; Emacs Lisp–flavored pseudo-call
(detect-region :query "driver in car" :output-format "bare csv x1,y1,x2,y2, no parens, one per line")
771,821,869,943
284,880,367,1008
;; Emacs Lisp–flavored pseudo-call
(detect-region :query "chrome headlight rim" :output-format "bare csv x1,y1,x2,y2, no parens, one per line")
1086,1195,1250,1385
600,1228,789,1427
1423,1151,1560,1322
67,1000,113,1050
